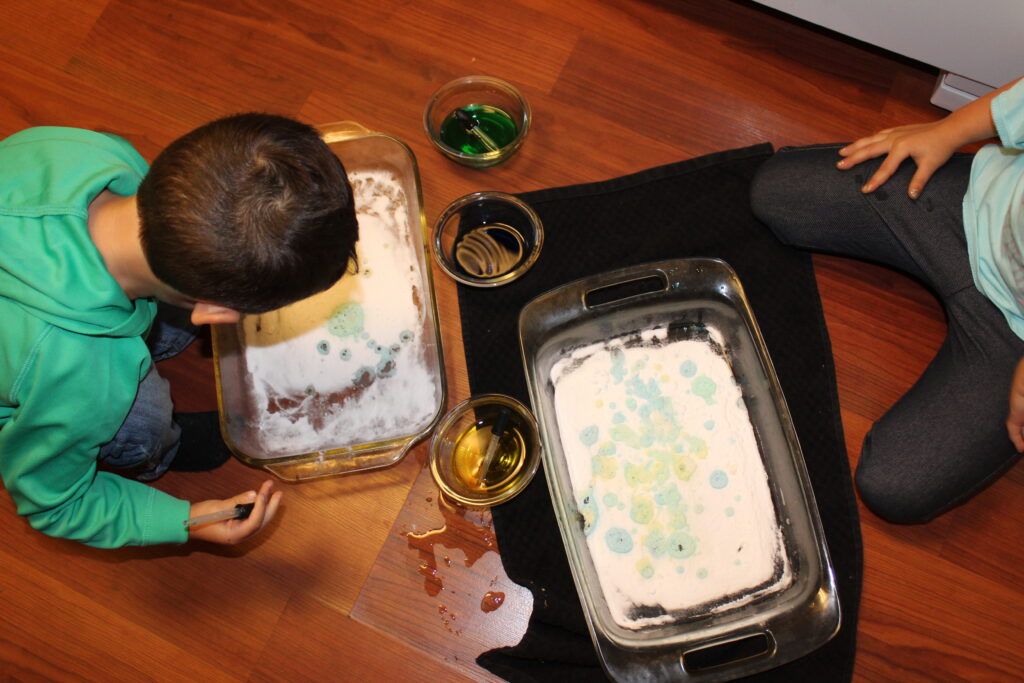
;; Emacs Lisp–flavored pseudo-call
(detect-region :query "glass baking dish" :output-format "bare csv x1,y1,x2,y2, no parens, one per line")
211,122,446,481
519,258,838,681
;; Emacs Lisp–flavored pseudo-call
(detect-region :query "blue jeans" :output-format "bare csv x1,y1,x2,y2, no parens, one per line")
750,145,1024,522
97,305,197,481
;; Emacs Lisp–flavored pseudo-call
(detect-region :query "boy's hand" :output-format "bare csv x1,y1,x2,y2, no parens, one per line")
835,121,959,199
1007,356,1024,452
187,480,283,544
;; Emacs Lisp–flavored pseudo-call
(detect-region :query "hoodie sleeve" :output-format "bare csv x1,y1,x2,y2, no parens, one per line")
0,327,189,548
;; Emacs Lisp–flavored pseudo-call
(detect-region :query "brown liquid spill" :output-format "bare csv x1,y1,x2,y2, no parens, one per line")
405,495,497,598
405,495,502,632
480,591,505,613
436,604,460,635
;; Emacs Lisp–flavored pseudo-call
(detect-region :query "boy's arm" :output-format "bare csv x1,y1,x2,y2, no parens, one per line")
836,77,1022,198
1,334,190,548
0,417,191,547
1,330,284,547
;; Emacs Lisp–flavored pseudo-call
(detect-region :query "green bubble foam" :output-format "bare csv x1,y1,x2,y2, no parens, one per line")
605,527,634,554
666,531,697,559
691,375,717,404
645,529,668,558
327,302,365,339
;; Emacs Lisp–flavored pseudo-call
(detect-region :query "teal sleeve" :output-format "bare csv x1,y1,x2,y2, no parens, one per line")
0,328,189,547
992,79,1024,149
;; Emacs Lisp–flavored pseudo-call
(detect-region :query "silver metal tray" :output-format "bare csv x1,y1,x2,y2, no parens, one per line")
519,258,838,681
212,123,446,481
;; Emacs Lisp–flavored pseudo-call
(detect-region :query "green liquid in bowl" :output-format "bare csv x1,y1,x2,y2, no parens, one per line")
438,104,518,155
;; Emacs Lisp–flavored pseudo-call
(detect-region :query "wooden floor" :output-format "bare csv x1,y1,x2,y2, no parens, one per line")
2,0,1021,681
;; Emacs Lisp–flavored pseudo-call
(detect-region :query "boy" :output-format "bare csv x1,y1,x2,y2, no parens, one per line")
0,113,359,547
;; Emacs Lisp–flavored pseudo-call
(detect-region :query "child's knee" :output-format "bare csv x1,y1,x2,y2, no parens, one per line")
854,431,948,524
749,154,788,226
855,464,937,524
750,147,832,234
97,367,179,476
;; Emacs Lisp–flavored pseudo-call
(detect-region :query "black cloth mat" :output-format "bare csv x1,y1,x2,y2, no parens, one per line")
463,144,862,681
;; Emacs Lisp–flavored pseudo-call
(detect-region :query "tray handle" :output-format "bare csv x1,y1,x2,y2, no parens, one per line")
317,120,375,143
582,269,669,309
678,631,775,676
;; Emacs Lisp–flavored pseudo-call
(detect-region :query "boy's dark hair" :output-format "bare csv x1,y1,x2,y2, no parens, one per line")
137,113,359,313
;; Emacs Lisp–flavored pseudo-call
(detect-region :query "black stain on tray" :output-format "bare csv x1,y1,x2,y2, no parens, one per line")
627,603,668,621
666,321,711,345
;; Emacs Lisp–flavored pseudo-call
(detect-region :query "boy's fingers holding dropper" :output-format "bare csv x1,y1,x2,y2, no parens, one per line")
246,480,282,533
259,490,284,532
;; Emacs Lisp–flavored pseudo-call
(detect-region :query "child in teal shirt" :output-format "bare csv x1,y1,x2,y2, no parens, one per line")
0,114,359,547
752,77,1023,523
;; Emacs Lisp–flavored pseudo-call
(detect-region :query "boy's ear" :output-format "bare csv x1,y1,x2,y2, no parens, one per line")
190,302,241,326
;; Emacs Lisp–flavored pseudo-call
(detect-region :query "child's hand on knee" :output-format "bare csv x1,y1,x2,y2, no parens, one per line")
1006,356,1024,452
836,76,1016,201
187,480,283,545
835,121,958,199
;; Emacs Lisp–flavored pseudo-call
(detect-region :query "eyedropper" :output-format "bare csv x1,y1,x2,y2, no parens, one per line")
184,502,255,528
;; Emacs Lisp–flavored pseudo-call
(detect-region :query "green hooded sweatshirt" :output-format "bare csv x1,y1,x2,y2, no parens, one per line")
0,127,189,547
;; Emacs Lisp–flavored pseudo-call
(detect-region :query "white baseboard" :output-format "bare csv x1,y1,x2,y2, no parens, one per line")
930,71,995,111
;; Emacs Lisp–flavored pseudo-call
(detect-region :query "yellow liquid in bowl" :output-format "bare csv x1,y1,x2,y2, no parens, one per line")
452,423,527,493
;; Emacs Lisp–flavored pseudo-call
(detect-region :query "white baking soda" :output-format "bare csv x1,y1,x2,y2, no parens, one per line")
238,169,441,457
550,326,790,629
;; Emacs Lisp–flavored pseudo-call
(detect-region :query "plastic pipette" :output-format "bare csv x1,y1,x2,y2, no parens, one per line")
184,502,255,528
476,408,511,487
455,108,501,153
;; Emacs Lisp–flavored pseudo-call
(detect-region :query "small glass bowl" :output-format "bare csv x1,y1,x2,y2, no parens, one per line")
429,394,541,508
432,191,543,287
423,75,531,168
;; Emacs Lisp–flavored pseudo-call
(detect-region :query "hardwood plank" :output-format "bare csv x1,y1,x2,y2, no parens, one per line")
0,45,181,156
1,0,108,68
66,0,315,122
815,256,946,422
0,546,234,681
939,464,1024,588
251,593,479,682
857,529,1024,681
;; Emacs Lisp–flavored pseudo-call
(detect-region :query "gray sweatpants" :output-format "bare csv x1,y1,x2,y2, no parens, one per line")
750,144,1023,523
